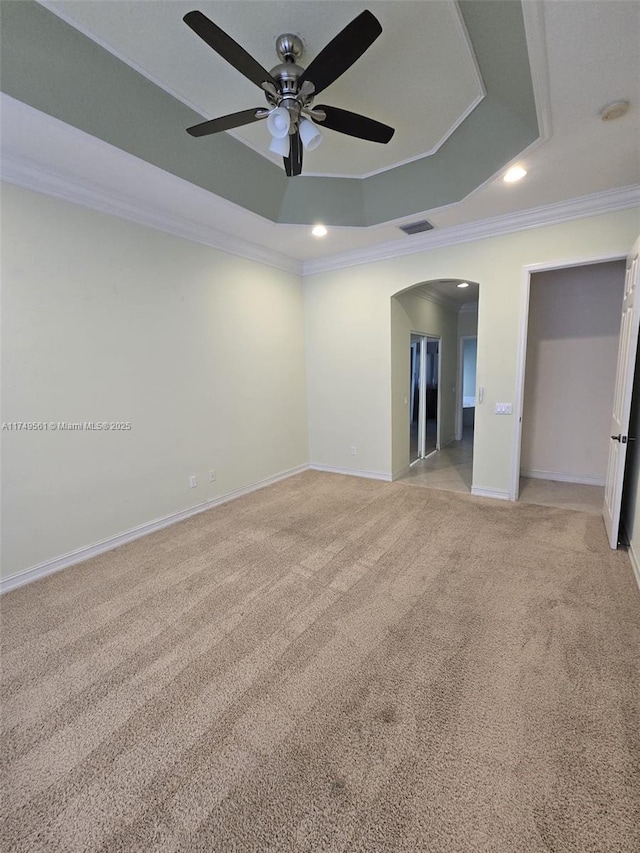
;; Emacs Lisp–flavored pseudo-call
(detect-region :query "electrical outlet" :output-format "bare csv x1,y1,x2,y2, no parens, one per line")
209,470,216,482
189,475,197,488
350,445,356,456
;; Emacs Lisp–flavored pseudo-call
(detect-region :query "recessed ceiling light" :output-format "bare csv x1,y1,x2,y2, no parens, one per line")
503,165,527,183
311,224,328,237
457,282,469,288
600,100,630,121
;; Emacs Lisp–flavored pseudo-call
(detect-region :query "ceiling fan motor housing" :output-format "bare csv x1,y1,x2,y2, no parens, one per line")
275,33,304,64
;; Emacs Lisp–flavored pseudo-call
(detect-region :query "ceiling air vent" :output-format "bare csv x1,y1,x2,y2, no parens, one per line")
398,219,434,236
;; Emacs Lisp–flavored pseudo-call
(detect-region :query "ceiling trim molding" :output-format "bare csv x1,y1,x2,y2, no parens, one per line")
415,288,459,311
302,185,640,276
1,152,302,275
521,0,553,141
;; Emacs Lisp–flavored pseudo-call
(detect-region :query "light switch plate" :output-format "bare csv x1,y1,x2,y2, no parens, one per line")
495,403,512,415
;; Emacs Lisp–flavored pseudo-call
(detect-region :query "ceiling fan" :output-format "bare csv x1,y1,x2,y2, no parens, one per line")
183,9,395,177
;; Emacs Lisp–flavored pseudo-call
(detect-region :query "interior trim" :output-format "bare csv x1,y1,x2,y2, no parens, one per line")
309,464,392,482
471,487,511,501
303,186,640,275
521,469,606,487
1,151,303,276
0,464,310,594
622,524,640,592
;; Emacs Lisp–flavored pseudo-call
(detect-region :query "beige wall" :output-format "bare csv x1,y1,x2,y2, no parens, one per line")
1,184,308,581
391,291,459,476
521,262,625,483
303,208,639,499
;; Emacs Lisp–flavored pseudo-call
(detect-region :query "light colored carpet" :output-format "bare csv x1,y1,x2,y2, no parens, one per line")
1,470,639,852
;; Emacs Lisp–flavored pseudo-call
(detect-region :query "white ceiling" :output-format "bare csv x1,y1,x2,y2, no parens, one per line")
2,1,639,265
418,279,479,307
44,0,485,178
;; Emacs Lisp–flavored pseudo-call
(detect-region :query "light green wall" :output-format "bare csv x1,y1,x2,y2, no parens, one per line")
1,184,308,581
304,208,640,497
391,291,459,477
3,184,639,585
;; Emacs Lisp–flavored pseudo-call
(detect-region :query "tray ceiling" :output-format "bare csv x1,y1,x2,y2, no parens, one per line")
43,0,486,178
1,1,538,226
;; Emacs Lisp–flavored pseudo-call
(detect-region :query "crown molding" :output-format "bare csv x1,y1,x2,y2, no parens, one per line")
1,152,302,275
414,287,459,311
302,185,640,276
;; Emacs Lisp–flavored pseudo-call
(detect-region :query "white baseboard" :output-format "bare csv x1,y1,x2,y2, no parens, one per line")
521,469,605,487
471,486,511,501
309,464,392,482
0,464,310,594
392,465,411,481
621,523,640,594
627,541,640,593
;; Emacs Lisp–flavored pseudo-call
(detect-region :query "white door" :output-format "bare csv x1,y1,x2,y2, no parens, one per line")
603,237,640,548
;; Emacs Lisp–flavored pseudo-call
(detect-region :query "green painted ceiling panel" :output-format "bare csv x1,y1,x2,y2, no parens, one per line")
277,175,364,226
361,96,537,226
0,1,286,220
1,1,540,229
458,0,538,133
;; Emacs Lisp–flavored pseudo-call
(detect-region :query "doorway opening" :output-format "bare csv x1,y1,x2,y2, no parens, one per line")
410,334,440,464
458,334,477,444
512,257,628,525
391,277,479,493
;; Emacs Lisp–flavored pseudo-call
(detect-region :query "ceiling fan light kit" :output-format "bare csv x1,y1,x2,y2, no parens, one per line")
268,134,290,157
299,118,323,151
266,106,291,139
183,9,395,177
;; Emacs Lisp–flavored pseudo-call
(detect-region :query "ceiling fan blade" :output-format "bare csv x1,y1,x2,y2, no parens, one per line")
315,105,394,143
186,108,266,137
298,10,382,96
284,131,303,177
184,11,276,89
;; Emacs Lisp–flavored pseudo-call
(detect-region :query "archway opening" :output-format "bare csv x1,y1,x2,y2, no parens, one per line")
391,278,480,494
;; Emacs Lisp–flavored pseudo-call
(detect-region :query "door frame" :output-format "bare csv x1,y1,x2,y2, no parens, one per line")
409,331,441,464
457,335,478,440
510,251,627,501
425,335,442,456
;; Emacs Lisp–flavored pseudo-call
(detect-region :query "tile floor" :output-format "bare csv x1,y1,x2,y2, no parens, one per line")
399,428,605,515
400,429,473,494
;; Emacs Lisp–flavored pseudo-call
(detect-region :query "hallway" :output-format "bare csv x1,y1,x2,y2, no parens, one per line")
401,428,473,494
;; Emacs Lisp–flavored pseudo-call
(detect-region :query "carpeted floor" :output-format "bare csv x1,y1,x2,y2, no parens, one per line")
1,470,639,852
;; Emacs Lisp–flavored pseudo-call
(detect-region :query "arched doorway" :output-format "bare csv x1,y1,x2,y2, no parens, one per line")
391,278,480,493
